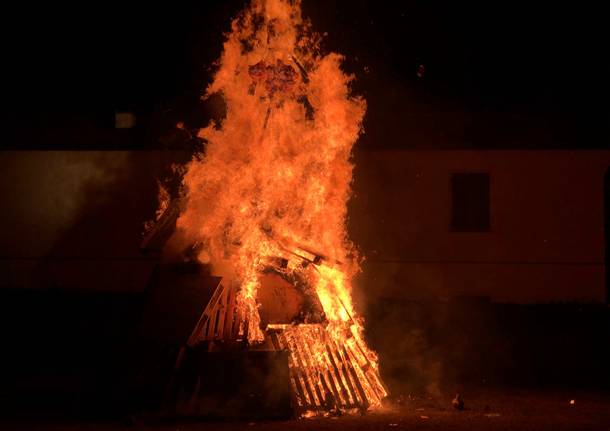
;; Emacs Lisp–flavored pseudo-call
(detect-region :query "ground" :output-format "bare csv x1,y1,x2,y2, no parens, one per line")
6,389,610,431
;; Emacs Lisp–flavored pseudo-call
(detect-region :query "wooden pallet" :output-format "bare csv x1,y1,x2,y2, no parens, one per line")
177,283,387,415
187,283,244,346
267,324,387,413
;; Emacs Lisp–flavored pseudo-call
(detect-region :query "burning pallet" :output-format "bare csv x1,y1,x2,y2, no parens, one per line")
142,0,388,418
164,273,386,416
268,324,387,414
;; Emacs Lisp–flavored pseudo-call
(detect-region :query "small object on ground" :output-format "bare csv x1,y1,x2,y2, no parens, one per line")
452,393,465,410
420,415,430,420
388,424,398,427
416,407,425,411
570,399,575,405
485,413,501,417
416,64,425,78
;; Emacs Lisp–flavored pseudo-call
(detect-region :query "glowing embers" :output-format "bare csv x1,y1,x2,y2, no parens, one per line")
267,324,387,414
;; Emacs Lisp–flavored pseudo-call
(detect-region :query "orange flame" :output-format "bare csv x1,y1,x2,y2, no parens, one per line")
175,0,385,409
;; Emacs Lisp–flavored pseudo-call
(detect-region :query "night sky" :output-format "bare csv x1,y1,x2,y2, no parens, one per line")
1,0,608,149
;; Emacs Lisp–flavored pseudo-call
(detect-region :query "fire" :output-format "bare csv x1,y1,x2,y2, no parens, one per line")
173,0,386,412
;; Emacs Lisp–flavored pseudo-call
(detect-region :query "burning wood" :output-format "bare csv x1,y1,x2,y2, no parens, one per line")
267,324,386,414
248,59,299,97
155,0,387,416
141,196,184,253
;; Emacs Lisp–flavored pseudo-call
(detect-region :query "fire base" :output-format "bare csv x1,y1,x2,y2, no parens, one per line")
161,279,386,417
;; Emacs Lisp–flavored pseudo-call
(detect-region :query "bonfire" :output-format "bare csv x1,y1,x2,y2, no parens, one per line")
149,0,387,415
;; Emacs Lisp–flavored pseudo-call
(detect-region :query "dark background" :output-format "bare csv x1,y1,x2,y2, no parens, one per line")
1,1,608,150
0,0,609,421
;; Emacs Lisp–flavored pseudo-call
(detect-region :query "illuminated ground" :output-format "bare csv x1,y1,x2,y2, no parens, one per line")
7,389,610,431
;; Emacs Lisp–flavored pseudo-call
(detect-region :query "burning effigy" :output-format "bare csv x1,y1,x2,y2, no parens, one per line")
146,0,387,416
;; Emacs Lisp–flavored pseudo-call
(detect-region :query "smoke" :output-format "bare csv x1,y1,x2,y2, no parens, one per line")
365,299,445,397
0,151,129,257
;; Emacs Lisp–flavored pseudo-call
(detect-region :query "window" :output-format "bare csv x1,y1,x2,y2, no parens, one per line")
450,173,490,232
115,111,136,129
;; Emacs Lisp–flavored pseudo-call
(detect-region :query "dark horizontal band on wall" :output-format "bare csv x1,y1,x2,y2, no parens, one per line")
0,256,159,262
0,257,603,266
367,259,604,266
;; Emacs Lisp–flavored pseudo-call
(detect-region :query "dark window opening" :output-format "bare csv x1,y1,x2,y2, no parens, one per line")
451,173,490,232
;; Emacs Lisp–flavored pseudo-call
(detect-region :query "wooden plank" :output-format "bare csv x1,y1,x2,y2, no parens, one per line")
325,369,343,408
333,340,362,406
199,284,224,327
206,304,218,339
340,361,361,407
267,324,385,412
321,330,354,407
346,338,386,400
324,342,353,406
305,329,333,406
343,345,370,409
215,287,227,339
280,333,310,409
296,330,325,407
186,281,224,346
278,332,304,411
202,319,210,341
269,330,282,351
229,291,241,339
289,331,320,408
223,287,236,339
344,344,376,404
347,343,386,402
287,331,320,407
213,307,222,339
315,328,347,407
296,373,312,409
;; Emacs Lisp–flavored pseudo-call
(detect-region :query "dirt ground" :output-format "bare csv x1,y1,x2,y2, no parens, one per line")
6,389,610,431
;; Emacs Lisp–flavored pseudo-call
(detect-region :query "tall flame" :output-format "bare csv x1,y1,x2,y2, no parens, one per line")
175,0,385,408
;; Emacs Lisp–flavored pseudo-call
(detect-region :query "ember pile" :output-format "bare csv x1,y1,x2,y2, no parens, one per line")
154,0,387,415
